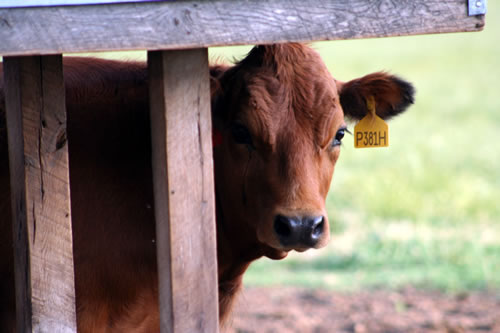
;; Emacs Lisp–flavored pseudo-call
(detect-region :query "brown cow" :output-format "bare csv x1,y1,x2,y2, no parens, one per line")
0,43,414,332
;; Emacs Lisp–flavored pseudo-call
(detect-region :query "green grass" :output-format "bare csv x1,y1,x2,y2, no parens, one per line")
46,5,500,292
246,224,500,292
210,5,500,292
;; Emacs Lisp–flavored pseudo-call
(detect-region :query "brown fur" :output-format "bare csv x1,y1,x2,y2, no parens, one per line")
0,44,414,332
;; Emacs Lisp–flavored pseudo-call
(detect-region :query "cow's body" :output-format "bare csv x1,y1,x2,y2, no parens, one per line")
0,44,414,332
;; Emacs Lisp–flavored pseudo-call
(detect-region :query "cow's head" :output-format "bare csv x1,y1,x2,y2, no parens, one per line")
212,44,414,260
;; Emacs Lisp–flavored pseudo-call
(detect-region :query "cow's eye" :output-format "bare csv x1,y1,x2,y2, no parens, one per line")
332,128,346,147
230,123,254,147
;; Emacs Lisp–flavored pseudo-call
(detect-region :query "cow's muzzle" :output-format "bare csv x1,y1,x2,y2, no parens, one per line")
273,214,325,249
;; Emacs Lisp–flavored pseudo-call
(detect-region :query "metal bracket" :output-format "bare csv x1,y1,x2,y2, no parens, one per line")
468,0,487,16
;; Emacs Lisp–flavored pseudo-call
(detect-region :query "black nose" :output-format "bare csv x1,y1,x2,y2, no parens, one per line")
273,215,325,248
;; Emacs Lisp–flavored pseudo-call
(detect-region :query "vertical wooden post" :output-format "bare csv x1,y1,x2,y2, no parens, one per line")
3,55,77,333
148,49,219,332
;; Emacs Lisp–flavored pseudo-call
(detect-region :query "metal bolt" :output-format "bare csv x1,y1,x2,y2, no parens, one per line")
476,1,482,7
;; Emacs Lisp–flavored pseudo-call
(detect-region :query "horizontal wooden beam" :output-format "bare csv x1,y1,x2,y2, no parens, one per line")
0,0,485,56
0,0,156,7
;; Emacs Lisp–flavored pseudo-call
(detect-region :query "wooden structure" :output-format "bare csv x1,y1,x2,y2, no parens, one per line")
0,0,485,332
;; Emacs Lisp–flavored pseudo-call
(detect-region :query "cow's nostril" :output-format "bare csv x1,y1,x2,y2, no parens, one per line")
311,216,324,238
274,215,292,237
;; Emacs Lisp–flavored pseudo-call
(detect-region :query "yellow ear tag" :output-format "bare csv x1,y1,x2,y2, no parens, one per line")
354,96,389,148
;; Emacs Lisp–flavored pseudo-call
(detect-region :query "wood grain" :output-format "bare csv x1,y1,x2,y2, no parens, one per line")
0,0,485,56
0,0,156,7
3,55,77,333
148,49,219,333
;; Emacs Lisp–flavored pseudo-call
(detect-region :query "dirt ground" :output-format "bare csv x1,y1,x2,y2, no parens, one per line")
224,287,500,333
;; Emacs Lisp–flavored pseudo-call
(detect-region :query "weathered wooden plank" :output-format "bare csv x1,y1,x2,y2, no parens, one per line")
3,55,77,333
148,49,219,332
0,0,161,8
0,0,485,56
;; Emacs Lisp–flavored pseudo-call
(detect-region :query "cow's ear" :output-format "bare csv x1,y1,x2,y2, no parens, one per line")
210,65,230,99
338,72,415,121
210,64,235,130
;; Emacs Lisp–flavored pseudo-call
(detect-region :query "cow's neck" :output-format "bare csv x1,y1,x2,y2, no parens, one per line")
214,191,265,322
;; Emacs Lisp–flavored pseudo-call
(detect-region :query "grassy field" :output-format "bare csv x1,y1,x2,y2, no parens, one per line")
209,6,500,292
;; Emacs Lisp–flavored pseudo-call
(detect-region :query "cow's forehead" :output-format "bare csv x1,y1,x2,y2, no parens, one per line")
238,66,342,148
244,58,340,122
